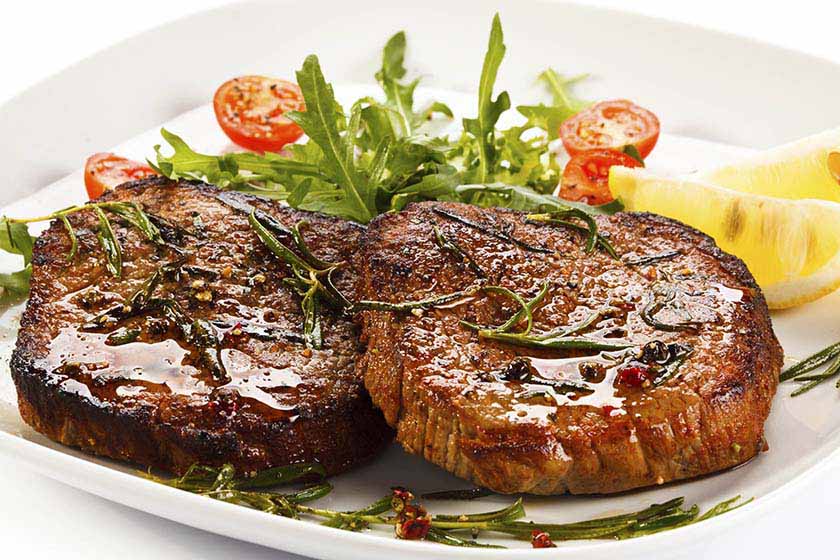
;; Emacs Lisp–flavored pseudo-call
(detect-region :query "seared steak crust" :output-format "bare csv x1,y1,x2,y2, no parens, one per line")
12,177,392,475
357,201,781,495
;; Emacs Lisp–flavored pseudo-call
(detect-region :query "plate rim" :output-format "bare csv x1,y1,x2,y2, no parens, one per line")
3,0,840,557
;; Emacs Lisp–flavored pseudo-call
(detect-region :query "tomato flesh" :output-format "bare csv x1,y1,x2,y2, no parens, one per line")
560,99,660,158
213,76,305,153
84,153,157,200
560,149,642,205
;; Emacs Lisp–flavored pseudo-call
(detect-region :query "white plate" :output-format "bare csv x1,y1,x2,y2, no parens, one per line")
3,1,840,558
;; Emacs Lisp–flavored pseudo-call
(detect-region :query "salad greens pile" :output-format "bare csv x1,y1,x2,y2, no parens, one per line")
153,14,614,224
0,14,614,299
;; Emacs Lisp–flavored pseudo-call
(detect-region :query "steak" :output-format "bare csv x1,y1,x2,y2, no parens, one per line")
11,177,393,476
356,201,781,495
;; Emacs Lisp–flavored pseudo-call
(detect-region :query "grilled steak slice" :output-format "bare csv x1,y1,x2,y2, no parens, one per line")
357,201,781,495
11,177,392,476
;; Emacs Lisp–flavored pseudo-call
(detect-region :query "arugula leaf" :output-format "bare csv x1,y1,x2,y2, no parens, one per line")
376,31,418,136
515,104,576,140
461,13,511,184
0,266,31,300
538,69,589,112
494,126,559,193
516,71,588,138
376,31,453,136
154,129,322,190
421,101,454,120
0,220,35,265
287,55,375,222
0,220,36,300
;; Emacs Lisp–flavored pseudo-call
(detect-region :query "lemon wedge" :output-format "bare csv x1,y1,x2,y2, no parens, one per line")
698,126,840,202
609,166,840,309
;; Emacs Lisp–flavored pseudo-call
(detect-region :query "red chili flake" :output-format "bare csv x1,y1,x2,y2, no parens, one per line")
223,322,246,344
391,486,414,513
396,516,431,540
531,530,556,548
616,365,650,387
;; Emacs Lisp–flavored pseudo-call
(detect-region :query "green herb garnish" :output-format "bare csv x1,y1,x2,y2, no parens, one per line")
432,225,487,278
152,15,608,227
0,219,36,300
2,201,162,289
148,462,750,548
780,341,840,396
526,209,617,257
623,249,681,266
248,211,347,349
431,207,551,254
459,283,627,352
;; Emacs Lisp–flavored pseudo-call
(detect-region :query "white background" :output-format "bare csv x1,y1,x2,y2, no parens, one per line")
1,1,839,558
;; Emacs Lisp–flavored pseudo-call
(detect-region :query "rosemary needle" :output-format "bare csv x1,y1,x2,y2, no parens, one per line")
790,357,840,396
780,341,840,382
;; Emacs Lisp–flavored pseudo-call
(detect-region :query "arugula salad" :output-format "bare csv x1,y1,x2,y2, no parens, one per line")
0,14,660,297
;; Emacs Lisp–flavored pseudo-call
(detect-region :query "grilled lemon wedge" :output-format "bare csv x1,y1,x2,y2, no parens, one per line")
699,127,840,202
609,166,840,309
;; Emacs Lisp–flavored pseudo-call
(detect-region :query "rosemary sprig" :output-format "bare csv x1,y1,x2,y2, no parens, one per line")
432,225,487,278
791,356,840,396
528,307,613,341
623,249,680,267
772,340,840,396
148,462,751,548
320,495,393,530
249,210,345,349
104,327,141,346
526,209,617,258
477,332,631,352
210,319,305,344
59,215,78,263
154,297,227,380
460,282,548,335
83,260,183,329
7,200,163,278
780,341,840,382
459,284,627,352
431,207,552,254
651,343,694,387
102,202,164,244
353,287,479,312
425,528,504,548
93,206,122,277
422,487,494,500
433,498,525,523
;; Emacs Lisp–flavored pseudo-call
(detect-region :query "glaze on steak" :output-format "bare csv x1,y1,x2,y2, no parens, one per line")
11,177,392,475
356,201,781,495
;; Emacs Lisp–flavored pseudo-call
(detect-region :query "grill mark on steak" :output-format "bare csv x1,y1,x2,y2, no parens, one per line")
356,201,781,495
11,177,392,475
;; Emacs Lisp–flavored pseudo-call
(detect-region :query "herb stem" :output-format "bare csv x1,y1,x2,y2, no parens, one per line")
780,341,840,382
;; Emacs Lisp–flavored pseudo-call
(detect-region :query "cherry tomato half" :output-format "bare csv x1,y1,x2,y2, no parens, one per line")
84,153,157,200
560,99,660,159
213,76,305,153
560,149,643,205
